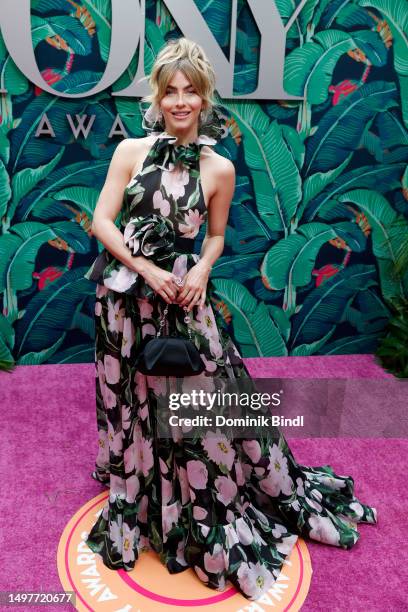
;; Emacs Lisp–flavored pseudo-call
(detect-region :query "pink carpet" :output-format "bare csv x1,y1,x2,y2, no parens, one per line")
0,355,406,611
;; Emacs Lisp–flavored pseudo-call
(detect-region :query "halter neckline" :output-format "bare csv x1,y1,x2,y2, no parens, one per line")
154,131,218,147
150,131,217,171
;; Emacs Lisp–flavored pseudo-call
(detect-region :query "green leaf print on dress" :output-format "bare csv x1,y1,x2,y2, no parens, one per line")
84,132,377,601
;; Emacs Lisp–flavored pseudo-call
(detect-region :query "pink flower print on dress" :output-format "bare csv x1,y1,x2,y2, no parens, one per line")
214,475,238,506
194,307,223,359
108,420,123,455
139,299,155,336
202,430,236,470
236,518,254,545
224,523,240,548
138,495,148,523
97,359,116,409
121,317,135,358
153,189,170,216
124,440,136,474
194,565,209,583
131,423,154,477
193,506,208,520
237,561,274,600
242,440,262,464
159,457,169,474
176,540,188,567
177,465,190,504
108,298,125,334
187,459,208,489
138,435,154,477
104,354,120,384
349,501,365,519
179,209,205,238
162,501,181,543
125,475,140,503
134,369,147,400
96,283,109,298
146,375,167,398
234,461,246,487
226,509,235,523
308,515,341,545
110,518,124,553
276,534,298,556
162,164,189,199
162,477,173,504
138,299,154,320
200,353,217,372
308,488,323,513
296,476,305,496
259,444,293,497
110,474,126,500
172,254,188,280
203,543,225,574
104,265,138,293
122,523,140,564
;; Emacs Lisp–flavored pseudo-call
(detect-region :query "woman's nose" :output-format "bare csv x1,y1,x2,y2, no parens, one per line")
176,93,186,106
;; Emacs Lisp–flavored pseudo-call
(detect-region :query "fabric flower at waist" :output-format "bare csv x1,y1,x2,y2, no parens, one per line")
124,214,174,261
84,214,180,296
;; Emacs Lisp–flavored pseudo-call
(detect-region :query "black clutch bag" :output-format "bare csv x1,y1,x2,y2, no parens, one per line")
136,303,205,376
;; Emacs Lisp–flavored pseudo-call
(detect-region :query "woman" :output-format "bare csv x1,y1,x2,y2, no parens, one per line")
84,37,377,601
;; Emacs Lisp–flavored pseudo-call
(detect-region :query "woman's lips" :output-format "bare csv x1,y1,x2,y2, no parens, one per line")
172,111,190,118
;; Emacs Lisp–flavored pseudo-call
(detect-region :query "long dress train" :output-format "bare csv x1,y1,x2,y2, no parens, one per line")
84,131,377,601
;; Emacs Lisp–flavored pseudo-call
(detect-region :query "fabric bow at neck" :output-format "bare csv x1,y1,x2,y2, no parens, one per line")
152,132,217,171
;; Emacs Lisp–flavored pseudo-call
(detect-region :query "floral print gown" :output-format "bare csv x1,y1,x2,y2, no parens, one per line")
84,132,377,601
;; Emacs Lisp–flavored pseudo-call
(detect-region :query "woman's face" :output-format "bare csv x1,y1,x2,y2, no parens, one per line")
159,69,203,134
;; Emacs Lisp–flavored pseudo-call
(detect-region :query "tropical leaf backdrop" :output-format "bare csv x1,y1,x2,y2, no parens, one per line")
0,0,407,365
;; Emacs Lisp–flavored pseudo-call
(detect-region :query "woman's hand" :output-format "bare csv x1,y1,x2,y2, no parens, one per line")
141,261,180,304
175,260,212,311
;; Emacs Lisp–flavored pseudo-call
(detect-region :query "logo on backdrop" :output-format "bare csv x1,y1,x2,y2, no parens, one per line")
1,0,307,100
58,492,312,611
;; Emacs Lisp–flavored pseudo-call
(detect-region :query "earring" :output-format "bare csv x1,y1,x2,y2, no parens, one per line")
157,109,163,123
200,108,211,124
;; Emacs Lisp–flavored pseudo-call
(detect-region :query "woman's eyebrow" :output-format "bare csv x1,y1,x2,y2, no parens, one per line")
166,84,194,90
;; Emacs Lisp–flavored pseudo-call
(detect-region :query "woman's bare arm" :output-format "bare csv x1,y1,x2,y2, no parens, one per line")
91,138,149,274
199,156,235,269
176,155,235,310
91,137,179,303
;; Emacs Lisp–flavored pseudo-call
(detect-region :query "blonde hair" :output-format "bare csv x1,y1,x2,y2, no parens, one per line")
144,38,216,112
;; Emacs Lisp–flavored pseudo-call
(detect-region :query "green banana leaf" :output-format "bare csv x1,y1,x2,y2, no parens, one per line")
211,278,288,357
304,81,398,175
284,29,386,104
14,268,95,359
218,101,302,234
261,221,365,292
290,264,378,347
359,0,408,126
337,189,408,298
